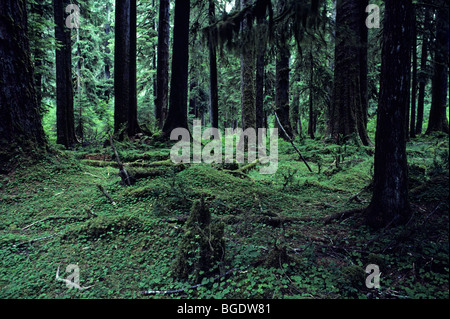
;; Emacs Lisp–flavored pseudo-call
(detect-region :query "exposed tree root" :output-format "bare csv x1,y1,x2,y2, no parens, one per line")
323,208,364,225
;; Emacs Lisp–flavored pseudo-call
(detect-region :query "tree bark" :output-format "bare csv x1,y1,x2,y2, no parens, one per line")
105,3,111,81
208,0,219,129
410,7,417,139
114,0,139,139
128,0,138,136
274,0,292,139
54,0,77,148
0,0,46,173
162,0,190,135
240,0,256,130
255,16,266,130
30,1,44,113
155,0,170,129
365,0,413,229
426,1,449,135
308,45,315,139
415,7,430,135
76,27,83,142
330,0,370,145
290,81,300,137
276,44,291,139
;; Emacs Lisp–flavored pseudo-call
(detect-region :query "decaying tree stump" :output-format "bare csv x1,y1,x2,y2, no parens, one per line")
171,198,225,281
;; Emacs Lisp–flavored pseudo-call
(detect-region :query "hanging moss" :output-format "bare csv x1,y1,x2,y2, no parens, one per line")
171,198,225,281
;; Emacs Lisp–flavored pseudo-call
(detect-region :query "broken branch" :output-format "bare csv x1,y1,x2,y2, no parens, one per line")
109,136,132,186
274,111,313,173
97,184,117,206
21,216,86,231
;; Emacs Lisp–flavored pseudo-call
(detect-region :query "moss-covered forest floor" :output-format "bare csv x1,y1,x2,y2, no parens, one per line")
0,135,448,299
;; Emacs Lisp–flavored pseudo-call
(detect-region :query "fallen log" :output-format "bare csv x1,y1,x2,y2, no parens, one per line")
21,216,86,231
162,214,318,227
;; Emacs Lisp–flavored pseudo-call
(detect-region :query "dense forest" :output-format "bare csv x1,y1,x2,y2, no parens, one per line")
0,0,448,302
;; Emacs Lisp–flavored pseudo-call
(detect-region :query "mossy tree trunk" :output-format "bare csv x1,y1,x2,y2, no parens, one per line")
0,0,46,173
54,0,78,148
330,0,371,146
240,0,256,131
30,1,44,113
255,15,266,130
208,0,219,129
365,0,413,229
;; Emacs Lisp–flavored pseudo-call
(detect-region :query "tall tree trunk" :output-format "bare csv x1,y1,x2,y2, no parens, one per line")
208,0,219,129
290,74,300,136
163,0,190,135
0,0,46,173
308,45,315,139
114,0,131,137
415,9,430,135
426,1,449,134
356,0,370,146
330,0,370,145
276,44,291,139
190,80,198,118
255,16,266,130
240,0,256,130
275,0,292,139
104,2,112,100
128,0,138,136
410,7,417,139
30,1,44,113
54,0,77,148
76,27,83,142
365,0,413,229
114,0,139,139
155,0,170,129
105,3,111,80
151,0,157,123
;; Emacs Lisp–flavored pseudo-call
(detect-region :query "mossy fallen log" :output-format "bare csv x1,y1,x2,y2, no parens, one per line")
220,160,259,178
81,159,118,168
126,163,187,184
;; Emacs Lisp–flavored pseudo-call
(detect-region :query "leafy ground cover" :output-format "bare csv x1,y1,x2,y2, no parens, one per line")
0,135,448,299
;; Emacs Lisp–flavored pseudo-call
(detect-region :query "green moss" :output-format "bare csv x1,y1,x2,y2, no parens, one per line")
81,159,118,168
62,215,143,241
263,245,292,268
171,199,225,281
341,265,365,287
176,165,300,215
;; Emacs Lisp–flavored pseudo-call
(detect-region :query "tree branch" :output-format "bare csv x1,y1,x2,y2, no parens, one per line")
274,111,313,172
